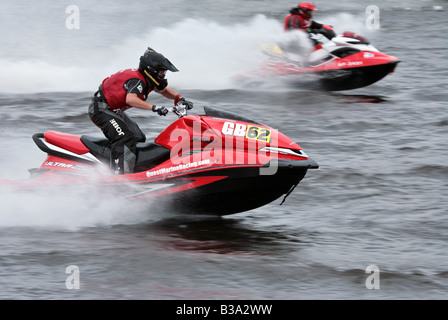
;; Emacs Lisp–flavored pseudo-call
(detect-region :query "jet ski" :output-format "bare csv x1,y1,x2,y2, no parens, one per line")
239,30,400,91
0,106,318,215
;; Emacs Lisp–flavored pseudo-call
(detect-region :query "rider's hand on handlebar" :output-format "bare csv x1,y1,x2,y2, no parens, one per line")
178,97,193,110
152,105,168,116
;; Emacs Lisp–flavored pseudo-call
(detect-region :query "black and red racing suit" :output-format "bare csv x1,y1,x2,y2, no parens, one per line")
88,68,152,174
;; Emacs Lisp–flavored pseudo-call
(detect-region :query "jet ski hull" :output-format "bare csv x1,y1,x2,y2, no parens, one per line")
315,60,400,91
136,158,318,215
1,158,317,216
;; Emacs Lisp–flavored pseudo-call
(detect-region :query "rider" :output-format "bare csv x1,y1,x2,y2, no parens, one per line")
88,47,193,175
284,2,335,40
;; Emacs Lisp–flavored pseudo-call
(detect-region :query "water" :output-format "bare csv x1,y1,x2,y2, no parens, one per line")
0,0,447,301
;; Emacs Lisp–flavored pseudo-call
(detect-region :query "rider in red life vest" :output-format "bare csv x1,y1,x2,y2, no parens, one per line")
284,2,335,40
88,47,193,175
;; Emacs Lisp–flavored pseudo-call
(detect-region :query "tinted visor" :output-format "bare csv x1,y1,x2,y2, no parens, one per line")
304,9,313,17
157,69,167,78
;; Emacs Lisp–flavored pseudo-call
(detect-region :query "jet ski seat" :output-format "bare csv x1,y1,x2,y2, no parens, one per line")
81,135,171,171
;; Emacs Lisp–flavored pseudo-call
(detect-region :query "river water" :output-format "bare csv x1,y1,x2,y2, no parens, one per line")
0,0,447,301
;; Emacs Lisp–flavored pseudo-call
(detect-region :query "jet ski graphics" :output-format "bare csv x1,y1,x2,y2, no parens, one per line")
240,31,400,91
1,106,318,215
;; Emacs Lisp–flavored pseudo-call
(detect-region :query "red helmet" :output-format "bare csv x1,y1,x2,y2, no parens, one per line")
298,2,317,19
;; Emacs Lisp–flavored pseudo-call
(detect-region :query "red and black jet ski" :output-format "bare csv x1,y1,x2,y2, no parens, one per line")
239,30,400,91
1,106,318,215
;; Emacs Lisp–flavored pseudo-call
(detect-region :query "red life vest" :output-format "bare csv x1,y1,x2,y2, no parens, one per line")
284,14,312,31
101,68,150,111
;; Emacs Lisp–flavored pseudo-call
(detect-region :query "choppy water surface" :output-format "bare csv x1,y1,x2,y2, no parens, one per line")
0,0,447,300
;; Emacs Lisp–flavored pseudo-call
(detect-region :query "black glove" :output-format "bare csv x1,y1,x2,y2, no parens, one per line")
178,97,193,110
320,27,336,40
152,105,168,116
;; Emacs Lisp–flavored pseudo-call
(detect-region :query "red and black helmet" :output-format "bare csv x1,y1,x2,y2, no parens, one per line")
298,2,317,19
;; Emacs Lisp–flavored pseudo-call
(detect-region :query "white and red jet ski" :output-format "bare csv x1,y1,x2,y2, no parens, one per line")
240,30,400,91
1,106,318,215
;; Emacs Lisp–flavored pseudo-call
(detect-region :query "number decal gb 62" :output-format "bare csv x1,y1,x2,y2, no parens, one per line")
222,122,271,143
246,125,271,143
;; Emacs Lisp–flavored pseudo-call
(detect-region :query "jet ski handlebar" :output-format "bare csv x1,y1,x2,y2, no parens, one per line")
170,105,188,118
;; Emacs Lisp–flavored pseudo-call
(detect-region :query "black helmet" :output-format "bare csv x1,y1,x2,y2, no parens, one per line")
138,47,178,90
